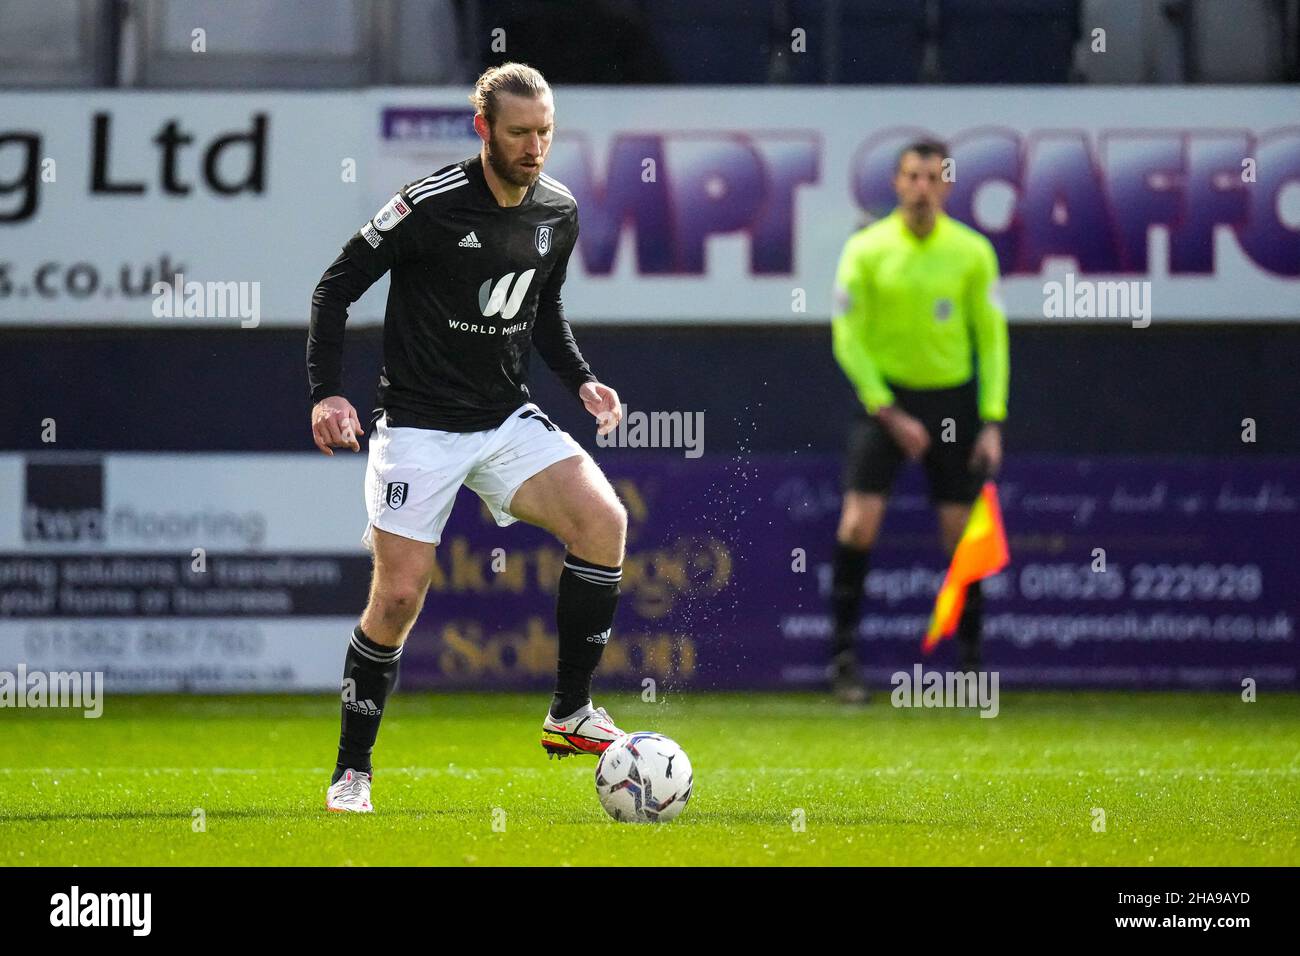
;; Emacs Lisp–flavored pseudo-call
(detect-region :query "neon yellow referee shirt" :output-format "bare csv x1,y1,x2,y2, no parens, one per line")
832,210,1009,422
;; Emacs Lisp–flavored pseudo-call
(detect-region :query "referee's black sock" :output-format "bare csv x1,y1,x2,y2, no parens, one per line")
831,542,871,659
550,553,621,720
955,580,984,671
332,625,402,784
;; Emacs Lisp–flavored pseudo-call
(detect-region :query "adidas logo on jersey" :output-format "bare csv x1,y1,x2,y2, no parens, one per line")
458,231,482,248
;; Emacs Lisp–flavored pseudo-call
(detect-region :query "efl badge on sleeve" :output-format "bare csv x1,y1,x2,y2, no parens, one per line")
373,194,411,232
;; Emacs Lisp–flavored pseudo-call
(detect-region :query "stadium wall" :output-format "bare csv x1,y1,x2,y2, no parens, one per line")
2,326,1296,692
3,86,1297,691
2,87,1298,326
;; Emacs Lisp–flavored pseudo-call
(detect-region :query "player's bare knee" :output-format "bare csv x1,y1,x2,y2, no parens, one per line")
571,497,626,564
604,497,628,551
386,585,425,617
369,583,426,632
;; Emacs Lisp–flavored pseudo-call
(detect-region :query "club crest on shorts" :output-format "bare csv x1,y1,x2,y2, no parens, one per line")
386,481,409,509
535,224,552,256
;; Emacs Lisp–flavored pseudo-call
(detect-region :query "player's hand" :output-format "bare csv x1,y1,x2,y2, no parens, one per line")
311,396,363,456
580,381,622,437
969,422,1003,478
878,405,930,460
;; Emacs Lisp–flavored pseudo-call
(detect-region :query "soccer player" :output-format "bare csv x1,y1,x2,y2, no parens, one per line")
308,63,627,812
828,139,1009,702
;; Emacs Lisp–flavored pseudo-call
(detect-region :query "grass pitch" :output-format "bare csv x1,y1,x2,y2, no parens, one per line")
2,691,1297,866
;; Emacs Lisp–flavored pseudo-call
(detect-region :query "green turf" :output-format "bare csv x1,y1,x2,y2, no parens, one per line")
2,691,1297,866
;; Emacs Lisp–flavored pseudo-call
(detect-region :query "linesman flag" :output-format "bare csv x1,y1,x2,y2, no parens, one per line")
922,482,1009,654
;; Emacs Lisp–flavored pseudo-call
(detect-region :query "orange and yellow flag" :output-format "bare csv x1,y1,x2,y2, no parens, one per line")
922,482,1009,654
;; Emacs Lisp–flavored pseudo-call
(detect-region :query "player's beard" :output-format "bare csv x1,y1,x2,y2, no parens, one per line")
485,132,542,189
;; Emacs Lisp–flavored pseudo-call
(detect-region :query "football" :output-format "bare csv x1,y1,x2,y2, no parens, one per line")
594,732,693,824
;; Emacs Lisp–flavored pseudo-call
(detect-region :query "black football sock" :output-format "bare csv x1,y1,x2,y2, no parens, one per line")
955,579,984,671
550,553,621,719
332,625,403,784
831,542,871,659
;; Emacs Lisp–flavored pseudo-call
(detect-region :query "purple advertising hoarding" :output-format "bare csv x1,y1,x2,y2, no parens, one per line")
3,453,1292,691
393,454,1298,691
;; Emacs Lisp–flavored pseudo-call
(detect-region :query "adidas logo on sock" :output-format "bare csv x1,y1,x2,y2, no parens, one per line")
586,628,611,645
458,231,481,248
345,698,381,716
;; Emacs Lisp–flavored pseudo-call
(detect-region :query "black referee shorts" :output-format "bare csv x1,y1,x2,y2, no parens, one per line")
842,378,985,505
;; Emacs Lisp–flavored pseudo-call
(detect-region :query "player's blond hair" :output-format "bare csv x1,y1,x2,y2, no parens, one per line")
469,62,551,128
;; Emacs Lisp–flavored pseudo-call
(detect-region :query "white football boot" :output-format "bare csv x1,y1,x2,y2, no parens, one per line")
325,769,373,813
541,702,624,759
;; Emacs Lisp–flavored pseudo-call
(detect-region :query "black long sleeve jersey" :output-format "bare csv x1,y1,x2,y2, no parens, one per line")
308,154,597,432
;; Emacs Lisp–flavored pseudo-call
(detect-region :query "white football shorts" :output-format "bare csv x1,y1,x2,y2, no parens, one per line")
362,402,585,548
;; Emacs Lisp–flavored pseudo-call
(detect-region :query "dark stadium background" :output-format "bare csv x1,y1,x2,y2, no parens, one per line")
5,323,1299,456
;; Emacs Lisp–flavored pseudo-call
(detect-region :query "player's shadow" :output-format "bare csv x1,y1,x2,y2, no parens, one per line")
690,808,908,827
1,807,464,822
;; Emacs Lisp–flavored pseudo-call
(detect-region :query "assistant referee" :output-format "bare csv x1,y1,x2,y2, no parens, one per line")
828,139,1009,702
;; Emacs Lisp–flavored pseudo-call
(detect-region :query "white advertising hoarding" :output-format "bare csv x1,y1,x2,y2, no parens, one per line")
0,451,368,691
1,87,1297,324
